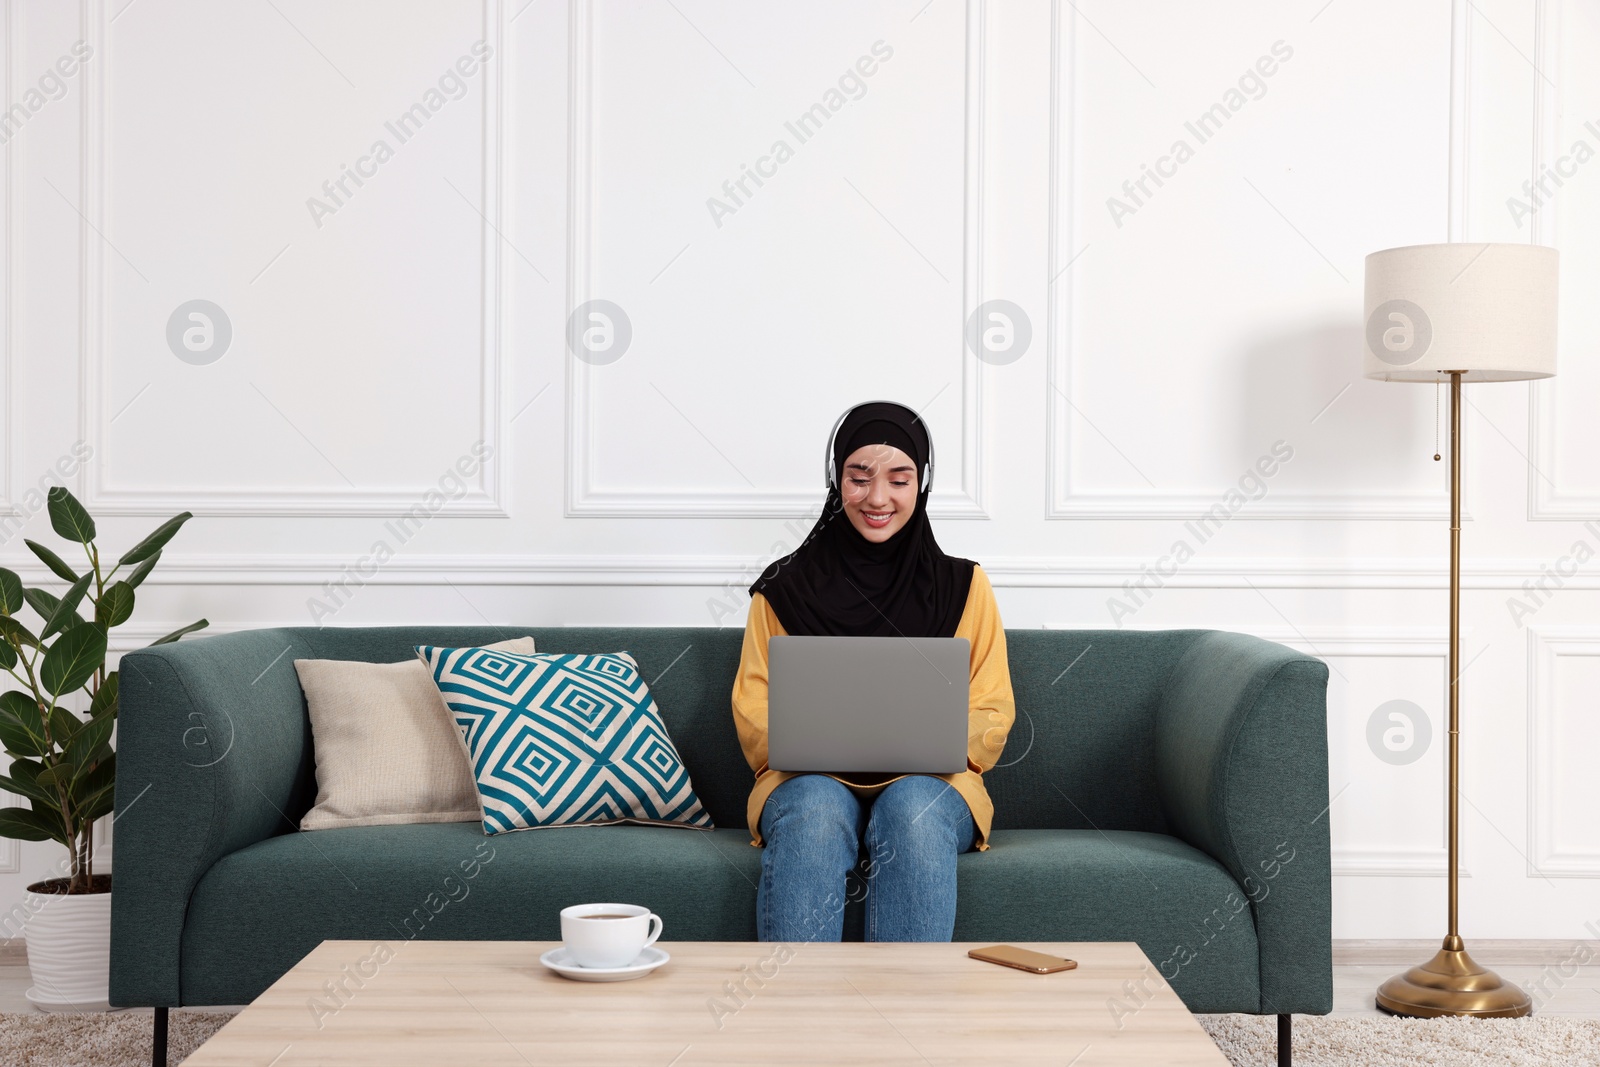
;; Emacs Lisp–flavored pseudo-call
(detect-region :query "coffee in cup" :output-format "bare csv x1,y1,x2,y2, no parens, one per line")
560,903,663,968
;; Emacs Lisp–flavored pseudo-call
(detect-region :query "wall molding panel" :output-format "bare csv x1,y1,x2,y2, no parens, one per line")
1527,625,1600,877
564,0,990,519
1525,0,1597,521
77,0,508,518
1042,1,1463,522
3,550,1587,591
2,552,1596,590
0,0,24,519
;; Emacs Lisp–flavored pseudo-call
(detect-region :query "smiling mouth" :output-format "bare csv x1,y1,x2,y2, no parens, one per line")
861,510,894,528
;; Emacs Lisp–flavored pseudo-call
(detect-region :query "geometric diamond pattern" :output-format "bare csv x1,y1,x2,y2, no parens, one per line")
415,646,714,835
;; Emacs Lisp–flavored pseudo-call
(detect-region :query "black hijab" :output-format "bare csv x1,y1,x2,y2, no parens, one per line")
749,401,976,638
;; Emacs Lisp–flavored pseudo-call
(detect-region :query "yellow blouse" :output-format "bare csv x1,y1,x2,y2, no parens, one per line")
730,564,1016,851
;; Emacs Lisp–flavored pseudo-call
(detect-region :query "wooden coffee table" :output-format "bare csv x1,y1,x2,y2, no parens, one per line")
183,940,1229,1065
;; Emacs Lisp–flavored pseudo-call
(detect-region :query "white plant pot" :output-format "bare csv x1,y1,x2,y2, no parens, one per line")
23,887,112,1012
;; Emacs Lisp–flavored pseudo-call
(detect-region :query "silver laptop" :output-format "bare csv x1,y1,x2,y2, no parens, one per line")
767,635,970,774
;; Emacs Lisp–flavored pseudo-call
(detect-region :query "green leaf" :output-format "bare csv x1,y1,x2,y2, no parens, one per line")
78,767,117,823
89,671,118,720
42,572,94,640
22,587,63,624
80,792,115,824
78,778,115,816
64,714,113,770
125,552,160,590
23,540,78,583
0,569,22,615
8,757,46,778
0,691,46,732
149,619,208,646
34,762,69,790
39,624,107,698
0,717,48,759
0,692,49,758
0,616,40,651
0,642,13,672
74,757,116,799
46,707,82,748
117,512,191,568
0,807,63,844
0,788,57,825
94,582,135,628
80,797,114,824
46,486,95,544
0,761,59,809
26,791,60,818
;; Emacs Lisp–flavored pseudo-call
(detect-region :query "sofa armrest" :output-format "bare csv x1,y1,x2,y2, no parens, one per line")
110,629,317,1007
1154,629,1333,1015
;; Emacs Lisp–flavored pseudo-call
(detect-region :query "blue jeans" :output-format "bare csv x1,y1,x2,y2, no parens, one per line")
757,773,976,943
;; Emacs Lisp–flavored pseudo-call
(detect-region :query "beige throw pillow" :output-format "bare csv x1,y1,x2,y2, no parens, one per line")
294,637,536,830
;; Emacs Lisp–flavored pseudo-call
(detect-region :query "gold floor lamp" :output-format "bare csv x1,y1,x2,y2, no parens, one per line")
1363,242,1558,1018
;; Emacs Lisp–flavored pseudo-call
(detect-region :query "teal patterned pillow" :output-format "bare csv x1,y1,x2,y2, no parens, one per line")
415,645,713,834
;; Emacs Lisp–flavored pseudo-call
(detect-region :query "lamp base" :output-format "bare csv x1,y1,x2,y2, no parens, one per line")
1375,935,1533,1018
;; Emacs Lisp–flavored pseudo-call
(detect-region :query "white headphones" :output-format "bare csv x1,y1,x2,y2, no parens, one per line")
823,400,935,494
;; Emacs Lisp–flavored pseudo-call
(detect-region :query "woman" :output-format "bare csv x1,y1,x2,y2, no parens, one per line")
731,400,1015,943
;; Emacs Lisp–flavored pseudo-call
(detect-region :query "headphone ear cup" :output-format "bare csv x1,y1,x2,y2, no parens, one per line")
921,418,934,493
824,407,850,490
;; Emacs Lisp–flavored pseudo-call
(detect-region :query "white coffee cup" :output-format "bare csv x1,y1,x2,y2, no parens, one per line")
559,903,663,969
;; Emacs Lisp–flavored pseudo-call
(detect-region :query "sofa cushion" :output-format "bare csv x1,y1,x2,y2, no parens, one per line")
987,629,1205,835
416,646,715,834
294,636,537,831
264,627,755,832
179,822,1260,1012
957,829,1261,1014
179,822,762,1005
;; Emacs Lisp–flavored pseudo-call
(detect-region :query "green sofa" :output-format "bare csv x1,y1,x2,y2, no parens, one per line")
110,625,1332,1060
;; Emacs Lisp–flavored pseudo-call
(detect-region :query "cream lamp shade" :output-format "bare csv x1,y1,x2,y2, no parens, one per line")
1363,243,1559,383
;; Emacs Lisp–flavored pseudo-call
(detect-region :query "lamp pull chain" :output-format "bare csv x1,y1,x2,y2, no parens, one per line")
1440,377,1452,460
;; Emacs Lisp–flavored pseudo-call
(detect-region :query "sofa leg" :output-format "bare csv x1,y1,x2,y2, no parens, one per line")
153,1006,168,1067
1277,1013,1291,1067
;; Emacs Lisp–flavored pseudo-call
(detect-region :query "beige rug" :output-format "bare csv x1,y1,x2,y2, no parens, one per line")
2,1010,1598,1064
1200,1013,1600,1066
0,1010,233,1066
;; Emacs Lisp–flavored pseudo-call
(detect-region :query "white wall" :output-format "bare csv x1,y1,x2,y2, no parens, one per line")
1,0,1596,941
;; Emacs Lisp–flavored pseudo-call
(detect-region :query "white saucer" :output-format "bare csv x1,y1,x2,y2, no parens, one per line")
539,945,670,982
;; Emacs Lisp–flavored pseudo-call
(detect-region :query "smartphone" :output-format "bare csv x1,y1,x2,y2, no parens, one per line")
967,945,1078,974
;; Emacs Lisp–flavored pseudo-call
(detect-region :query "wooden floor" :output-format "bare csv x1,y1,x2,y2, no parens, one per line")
1329,940,1600,1018
0,941,1595,1018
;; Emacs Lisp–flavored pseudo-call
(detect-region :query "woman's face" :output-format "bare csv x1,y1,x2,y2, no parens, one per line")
839,443,919,543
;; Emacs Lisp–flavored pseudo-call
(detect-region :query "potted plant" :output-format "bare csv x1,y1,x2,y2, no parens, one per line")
0,486,206,1009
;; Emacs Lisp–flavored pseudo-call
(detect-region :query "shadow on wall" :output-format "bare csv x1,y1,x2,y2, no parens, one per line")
1231,320,1443,637
1238,319,1440,501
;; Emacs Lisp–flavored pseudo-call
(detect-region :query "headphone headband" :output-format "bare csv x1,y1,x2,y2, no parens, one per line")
823,400,935,494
